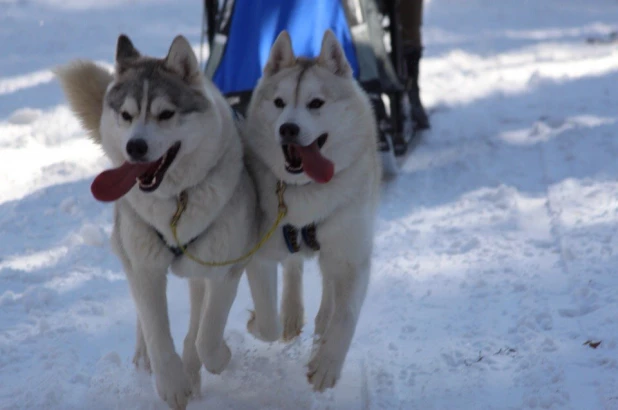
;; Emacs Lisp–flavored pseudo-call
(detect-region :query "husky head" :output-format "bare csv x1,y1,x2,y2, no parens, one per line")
246,30,376,185
86,34,225,202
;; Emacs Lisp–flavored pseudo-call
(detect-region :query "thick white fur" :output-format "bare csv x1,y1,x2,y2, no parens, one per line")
53,60,112,145
243,30,382,391
56,35,263,410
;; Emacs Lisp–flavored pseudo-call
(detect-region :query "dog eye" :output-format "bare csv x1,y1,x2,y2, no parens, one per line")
158,110,175,121
274,98,285,108
121,111,133,122
307,99,324,109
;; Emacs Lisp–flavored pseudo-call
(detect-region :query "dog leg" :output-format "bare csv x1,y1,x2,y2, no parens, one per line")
281,257,304,341
132,316,151,373
246,259,281,342
307,253,370,392
196,268,242,374
127,268,192,409
312,273,334,356
182,278,206,396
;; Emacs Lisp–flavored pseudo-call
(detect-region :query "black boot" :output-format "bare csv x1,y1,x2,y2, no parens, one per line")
403,47,430,130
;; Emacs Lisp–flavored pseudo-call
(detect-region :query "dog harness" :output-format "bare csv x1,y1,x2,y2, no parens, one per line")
161,182,288,267
158,180,320,262
282,223,321,253
155,229,198,258
156,108,244,259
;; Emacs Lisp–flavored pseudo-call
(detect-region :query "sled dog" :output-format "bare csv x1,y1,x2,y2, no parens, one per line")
55,35,263,409
242,30,382,391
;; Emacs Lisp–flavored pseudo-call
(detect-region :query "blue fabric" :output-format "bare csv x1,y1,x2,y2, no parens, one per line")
212,0,359,95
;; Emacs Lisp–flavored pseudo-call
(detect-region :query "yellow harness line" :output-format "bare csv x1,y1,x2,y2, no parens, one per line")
170,181,288,267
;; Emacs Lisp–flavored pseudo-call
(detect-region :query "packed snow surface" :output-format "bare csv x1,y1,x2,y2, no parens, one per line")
1,0,618,408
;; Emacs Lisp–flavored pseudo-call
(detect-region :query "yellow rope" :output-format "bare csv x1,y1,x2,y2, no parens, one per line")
169,181,287,267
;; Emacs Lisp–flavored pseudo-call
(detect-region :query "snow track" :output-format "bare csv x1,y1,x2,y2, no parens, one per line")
1,0,618,408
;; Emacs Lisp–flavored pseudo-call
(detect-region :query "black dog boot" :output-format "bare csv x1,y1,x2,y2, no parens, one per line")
403,47,430,130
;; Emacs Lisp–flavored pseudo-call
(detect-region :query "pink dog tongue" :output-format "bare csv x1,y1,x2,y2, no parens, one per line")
296,142,334,183
91,162,153,202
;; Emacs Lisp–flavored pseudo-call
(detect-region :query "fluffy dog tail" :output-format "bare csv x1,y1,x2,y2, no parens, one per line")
54,60,113,145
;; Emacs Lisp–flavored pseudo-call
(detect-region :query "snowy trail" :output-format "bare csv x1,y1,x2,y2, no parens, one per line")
2,0,618,409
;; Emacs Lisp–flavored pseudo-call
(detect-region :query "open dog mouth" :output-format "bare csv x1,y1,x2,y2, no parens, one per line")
90,141,182,202
282,133,328,174
137,141,182,192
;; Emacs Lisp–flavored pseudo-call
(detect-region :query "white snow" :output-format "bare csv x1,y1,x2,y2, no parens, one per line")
1,0,618,409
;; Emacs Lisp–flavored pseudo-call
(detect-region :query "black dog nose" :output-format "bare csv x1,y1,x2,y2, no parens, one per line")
126,138,148,160
279,123,300,140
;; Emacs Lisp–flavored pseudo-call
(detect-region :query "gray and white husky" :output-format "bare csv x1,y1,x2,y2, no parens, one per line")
55,35,262,409
242,30,382,392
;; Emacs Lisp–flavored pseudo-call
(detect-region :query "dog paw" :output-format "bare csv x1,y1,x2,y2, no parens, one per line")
154,354,193,410
199,342,231,375
186,370,201,398
182,340,202,397
306,347,343,392
281,305,304,342
132,342,151,374
247,310,281,342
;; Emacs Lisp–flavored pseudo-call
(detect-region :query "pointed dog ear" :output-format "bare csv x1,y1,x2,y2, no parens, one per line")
115,34,140,74
164,35,201,84
264,31,296,77
317,30,352,77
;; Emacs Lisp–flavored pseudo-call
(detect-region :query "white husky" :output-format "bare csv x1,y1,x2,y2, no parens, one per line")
55,35,262,409
243,30,382,392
